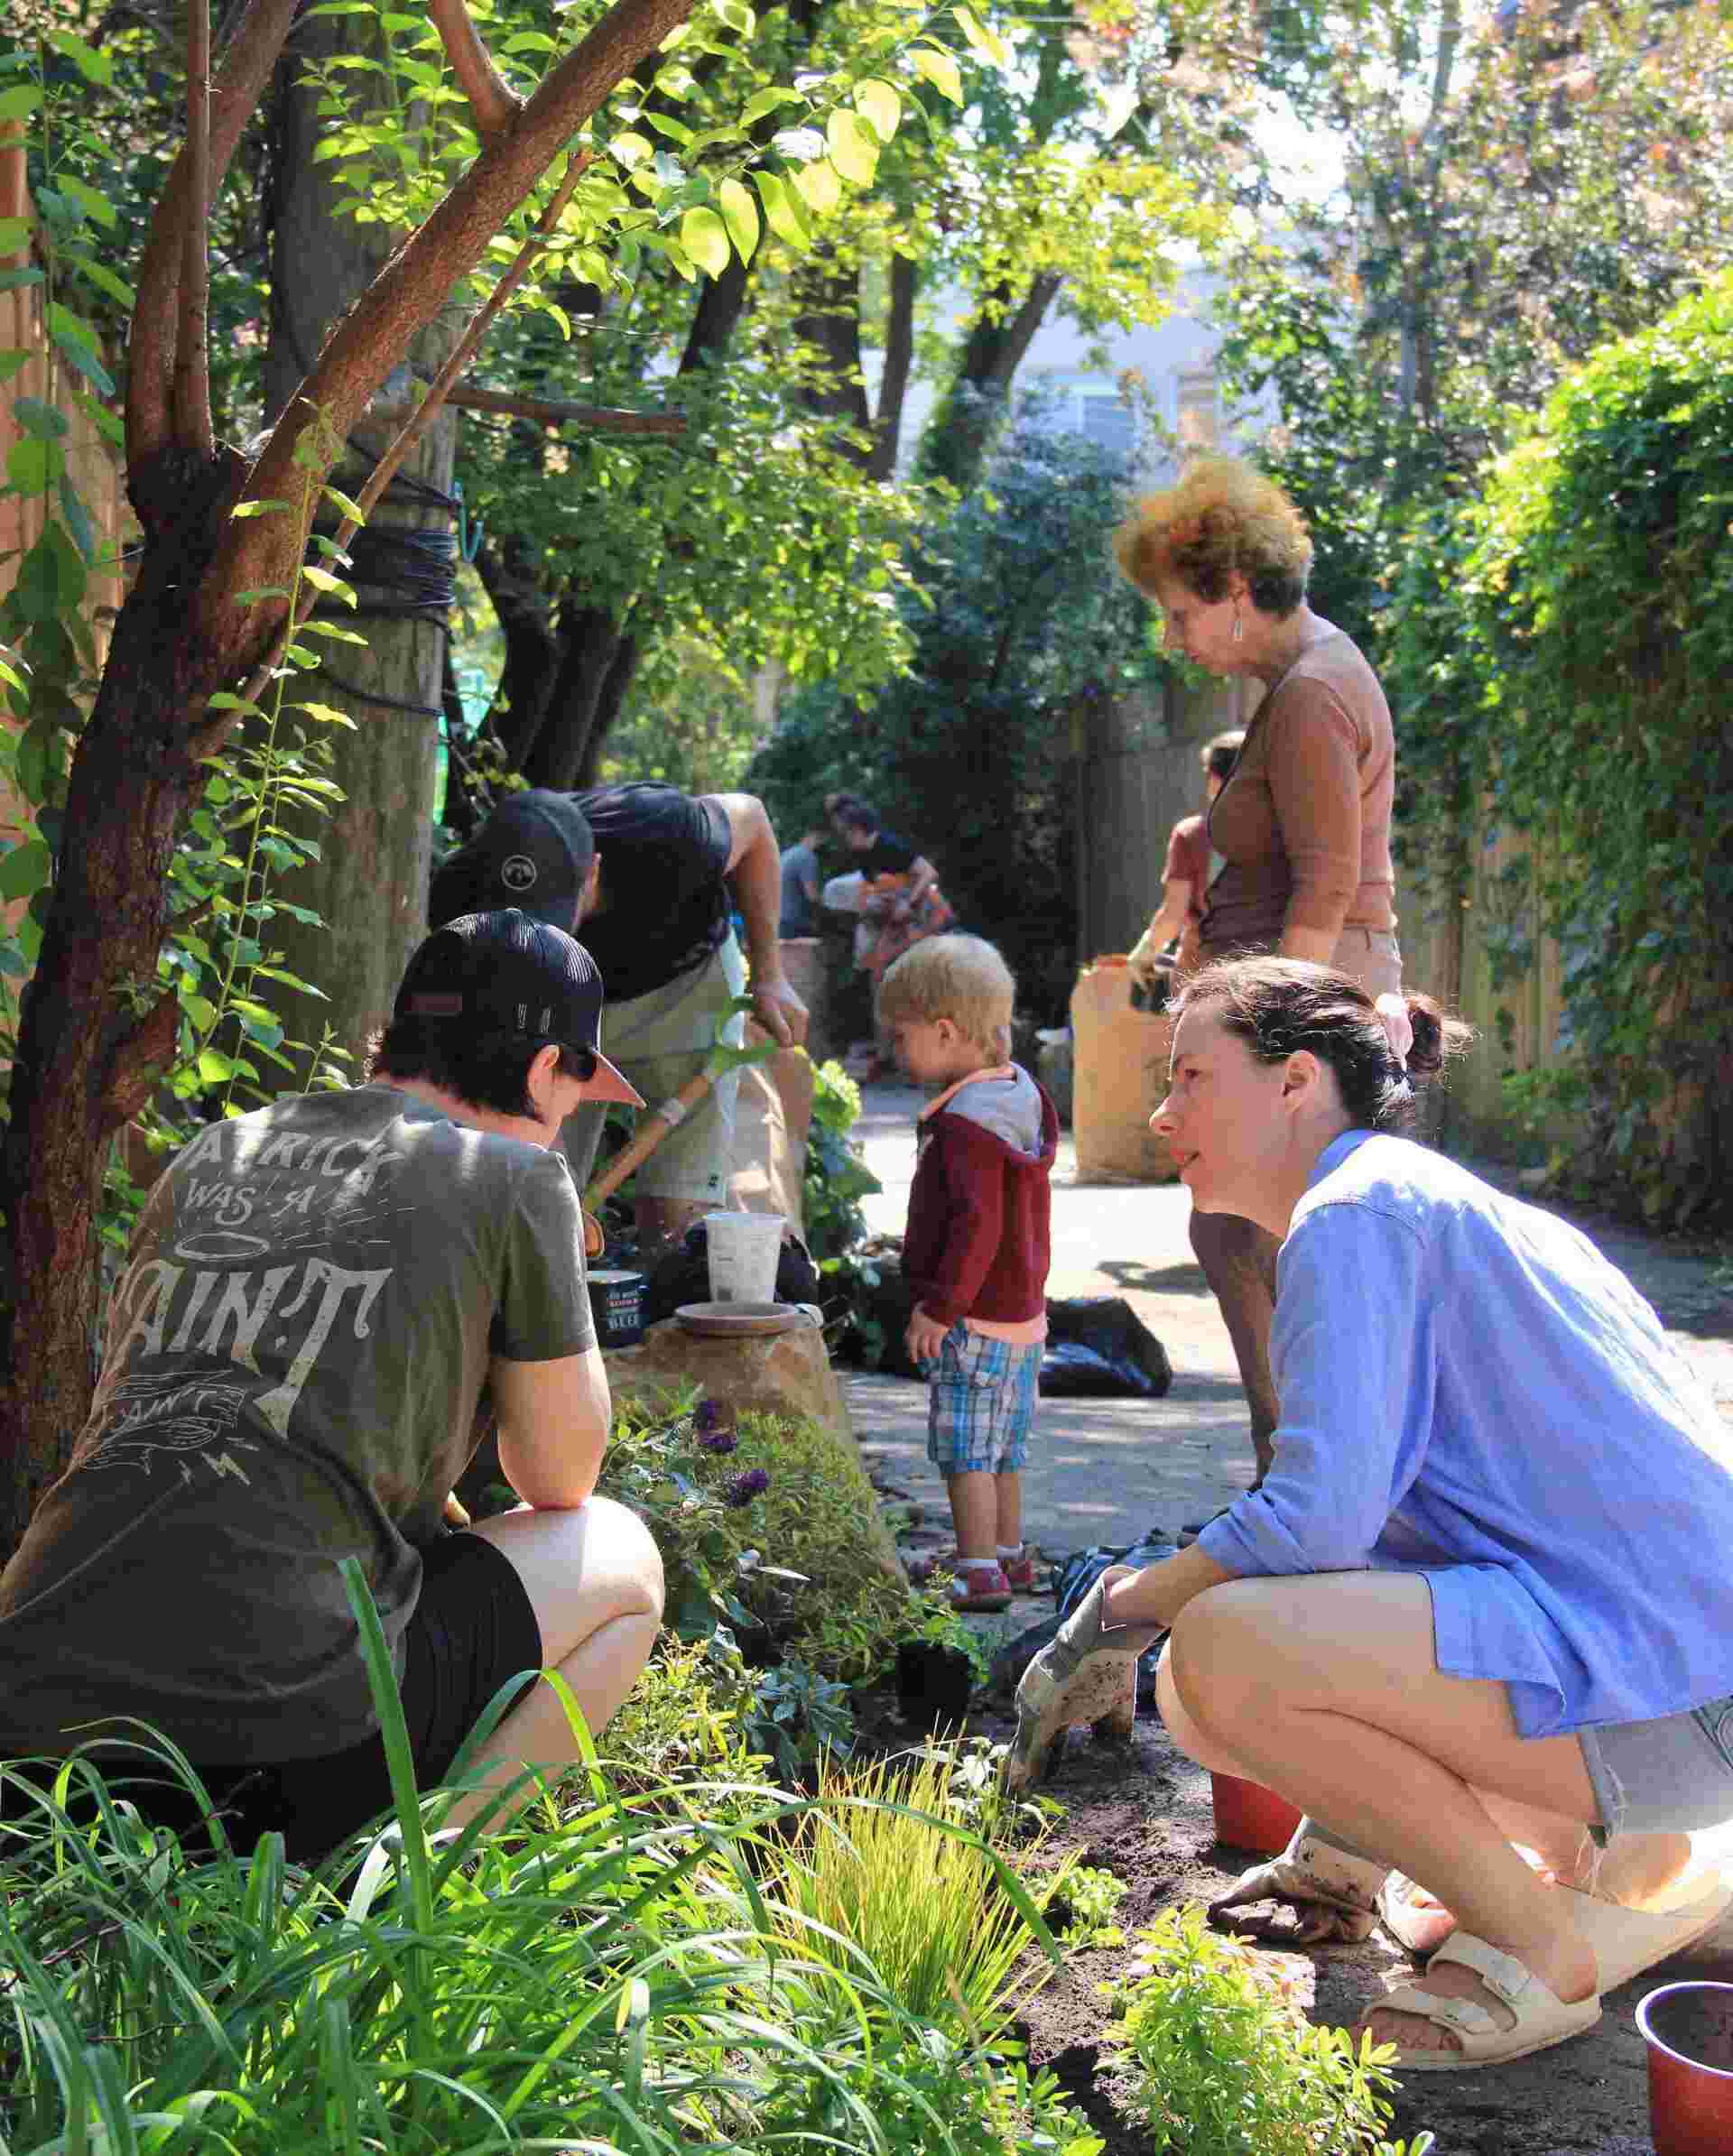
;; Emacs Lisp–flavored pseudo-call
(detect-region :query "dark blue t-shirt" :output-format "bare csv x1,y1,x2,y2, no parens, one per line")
575,783,732,1004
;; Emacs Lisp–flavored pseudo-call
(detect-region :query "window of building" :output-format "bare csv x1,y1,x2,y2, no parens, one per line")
1177,366,1219,451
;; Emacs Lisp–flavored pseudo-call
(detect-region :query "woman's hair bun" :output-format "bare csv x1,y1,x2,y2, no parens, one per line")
1404,993,1473,1078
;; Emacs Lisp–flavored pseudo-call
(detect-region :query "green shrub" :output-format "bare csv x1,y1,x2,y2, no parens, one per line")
1451,271,1733,1224
1105,1907,1432,2156
0,1578,1072,2156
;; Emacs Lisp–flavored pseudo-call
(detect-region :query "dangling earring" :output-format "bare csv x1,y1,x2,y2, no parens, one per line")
1231,606,1244,645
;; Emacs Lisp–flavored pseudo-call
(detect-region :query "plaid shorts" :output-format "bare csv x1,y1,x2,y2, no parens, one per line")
925,1325,1042,1475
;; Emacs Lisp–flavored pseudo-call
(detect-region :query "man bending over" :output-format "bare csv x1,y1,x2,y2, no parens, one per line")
0,910,664,1860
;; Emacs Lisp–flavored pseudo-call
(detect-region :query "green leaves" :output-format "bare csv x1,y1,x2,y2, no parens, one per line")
910,47,965,106
0,840,51,903
825,109,879,189
716,178,760,263
752,171,811,254
680,206,731,279
853,79,902,144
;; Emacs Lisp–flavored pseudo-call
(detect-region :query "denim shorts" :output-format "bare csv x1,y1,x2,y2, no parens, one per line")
925,1326,1042,1475
1579,1694,1733,1842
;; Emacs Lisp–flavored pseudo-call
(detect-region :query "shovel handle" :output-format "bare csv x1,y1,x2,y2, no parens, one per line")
585,1069,715,1209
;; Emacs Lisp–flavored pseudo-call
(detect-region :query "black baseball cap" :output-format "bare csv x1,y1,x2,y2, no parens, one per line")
428,791,595,929
394,910,643,1106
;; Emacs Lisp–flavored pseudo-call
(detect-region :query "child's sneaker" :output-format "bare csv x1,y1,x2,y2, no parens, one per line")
950,1565,1014,1612
912,1547,1042,1592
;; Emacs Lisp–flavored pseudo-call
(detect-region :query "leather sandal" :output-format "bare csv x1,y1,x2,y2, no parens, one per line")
1370,1932,1601,2071
1561,1878,1733,1994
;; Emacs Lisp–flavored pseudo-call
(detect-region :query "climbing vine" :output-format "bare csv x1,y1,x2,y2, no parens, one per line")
1400,272,1733,1226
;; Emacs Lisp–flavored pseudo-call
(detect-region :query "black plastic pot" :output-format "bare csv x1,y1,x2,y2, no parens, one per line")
895,1640,976,1728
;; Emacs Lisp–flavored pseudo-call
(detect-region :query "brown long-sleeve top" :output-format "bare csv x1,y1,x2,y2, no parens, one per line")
1200,628,1396,955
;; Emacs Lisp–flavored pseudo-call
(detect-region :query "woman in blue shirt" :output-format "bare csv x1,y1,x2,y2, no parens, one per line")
1007,955,1733,2071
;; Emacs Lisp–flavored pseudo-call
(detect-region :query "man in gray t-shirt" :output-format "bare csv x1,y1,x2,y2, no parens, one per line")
0,911,665,1858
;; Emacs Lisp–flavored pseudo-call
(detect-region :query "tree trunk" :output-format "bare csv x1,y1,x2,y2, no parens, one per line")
869,251,918,481
0,0,702,1551
0,455,237,1549
257,14,455,1083
476,532,561,769
920,271,1064,493
794,257,872,455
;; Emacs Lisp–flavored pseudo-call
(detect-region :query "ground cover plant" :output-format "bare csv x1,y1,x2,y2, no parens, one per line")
1104,1908,1434,2156
0,1563,1095,2156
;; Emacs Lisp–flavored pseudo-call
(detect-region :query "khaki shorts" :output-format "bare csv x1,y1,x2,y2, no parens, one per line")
561,937,746,1207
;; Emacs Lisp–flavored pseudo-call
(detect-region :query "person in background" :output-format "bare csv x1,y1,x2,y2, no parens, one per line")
432,783,808,1263
824,791,955,986
0,911,663,1861
1127,729,1246,989
778,823,825,939
880,935,1059,1615
1007,956,1733,2072
1113,457,1408,1518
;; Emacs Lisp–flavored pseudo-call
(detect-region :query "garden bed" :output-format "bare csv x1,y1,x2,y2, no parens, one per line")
959,1696,1710,2156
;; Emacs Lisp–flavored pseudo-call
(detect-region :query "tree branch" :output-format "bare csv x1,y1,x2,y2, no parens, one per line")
128,0,304,467
204,0,695,652
427,0,522,141
171,0,216,456
371,384,687,434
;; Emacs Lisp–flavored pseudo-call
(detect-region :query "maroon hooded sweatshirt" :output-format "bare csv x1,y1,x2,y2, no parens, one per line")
903,1065,1058,1330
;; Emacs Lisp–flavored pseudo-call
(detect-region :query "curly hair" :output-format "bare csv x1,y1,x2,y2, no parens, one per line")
1113,456,1313,618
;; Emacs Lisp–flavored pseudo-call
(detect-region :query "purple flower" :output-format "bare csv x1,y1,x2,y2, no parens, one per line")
694,1397,737,1438
724,1467,770,1508
699,1430,738,1456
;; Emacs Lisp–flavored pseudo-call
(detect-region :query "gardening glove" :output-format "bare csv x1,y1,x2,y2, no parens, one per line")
1207,1818,1387,1946
1126,925,1165,988
1001,1568,1163,1793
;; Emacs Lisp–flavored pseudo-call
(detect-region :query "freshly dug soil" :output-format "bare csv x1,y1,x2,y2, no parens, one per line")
960,1700,1725,2156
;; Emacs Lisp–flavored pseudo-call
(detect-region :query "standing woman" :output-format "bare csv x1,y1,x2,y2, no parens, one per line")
824,791,955,986
1127,728,1245,991
1113,457,1404,1499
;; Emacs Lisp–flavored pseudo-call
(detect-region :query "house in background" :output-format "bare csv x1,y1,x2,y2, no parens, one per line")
889,249,1273,482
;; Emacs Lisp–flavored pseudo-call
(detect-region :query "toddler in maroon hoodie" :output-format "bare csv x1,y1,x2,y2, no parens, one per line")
878,935,1059,1612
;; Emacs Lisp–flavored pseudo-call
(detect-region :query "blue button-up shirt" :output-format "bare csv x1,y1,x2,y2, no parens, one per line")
1199,1131,1733,1738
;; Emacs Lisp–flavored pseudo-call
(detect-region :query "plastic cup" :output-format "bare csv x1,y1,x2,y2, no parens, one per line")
704,1211,784,1303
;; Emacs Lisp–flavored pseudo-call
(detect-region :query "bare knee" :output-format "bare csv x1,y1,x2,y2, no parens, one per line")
1155,1640,1247,1773
1168,1580,1282,1744
473,1494,665,1661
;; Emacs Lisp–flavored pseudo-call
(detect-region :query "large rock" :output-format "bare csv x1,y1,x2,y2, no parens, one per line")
606,1312,851,1442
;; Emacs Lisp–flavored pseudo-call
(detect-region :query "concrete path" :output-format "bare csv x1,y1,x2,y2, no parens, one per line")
841,1077,1733,1568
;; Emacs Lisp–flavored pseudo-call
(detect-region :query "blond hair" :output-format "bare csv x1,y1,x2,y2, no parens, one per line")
878,933,1015,1055
1113,455,1312,618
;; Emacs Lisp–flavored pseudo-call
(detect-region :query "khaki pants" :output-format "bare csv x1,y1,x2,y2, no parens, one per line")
1191,925,1402,1482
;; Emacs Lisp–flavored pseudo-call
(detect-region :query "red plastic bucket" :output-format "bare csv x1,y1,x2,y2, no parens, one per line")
1638,1982,1733,2156
1210,1772,1304,1857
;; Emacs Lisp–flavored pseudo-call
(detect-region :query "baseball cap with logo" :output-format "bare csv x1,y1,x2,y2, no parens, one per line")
394,910,643,1105
428,791,595,930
